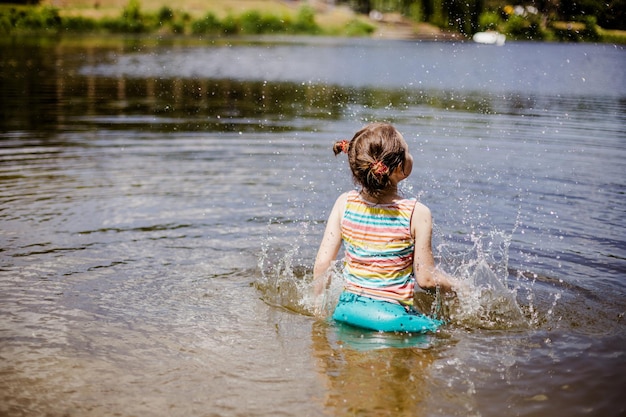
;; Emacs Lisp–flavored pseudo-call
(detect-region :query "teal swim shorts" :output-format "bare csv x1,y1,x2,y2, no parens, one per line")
332,291,443,333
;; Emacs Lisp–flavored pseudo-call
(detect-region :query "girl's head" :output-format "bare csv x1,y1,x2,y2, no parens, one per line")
333,123,412,198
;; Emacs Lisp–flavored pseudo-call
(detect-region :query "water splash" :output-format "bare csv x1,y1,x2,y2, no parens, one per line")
441,229,530,330
255,238,311,315
255,237,345,319
255,217,560,333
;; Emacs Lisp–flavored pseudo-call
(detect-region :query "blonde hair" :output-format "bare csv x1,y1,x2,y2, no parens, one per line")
333,123,406,198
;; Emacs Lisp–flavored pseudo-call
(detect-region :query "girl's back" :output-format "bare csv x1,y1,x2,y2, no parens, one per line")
341,190,416,305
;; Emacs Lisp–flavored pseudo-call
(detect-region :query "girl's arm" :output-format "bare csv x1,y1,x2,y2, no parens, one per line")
411,202,455,292
313,193,347,296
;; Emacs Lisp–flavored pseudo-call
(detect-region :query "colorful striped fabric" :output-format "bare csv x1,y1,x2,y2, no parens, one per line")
341,190,417,305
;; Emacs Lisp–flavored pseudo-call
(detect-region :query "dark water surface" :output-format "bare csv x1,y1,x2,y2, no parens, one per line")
1,36,625,417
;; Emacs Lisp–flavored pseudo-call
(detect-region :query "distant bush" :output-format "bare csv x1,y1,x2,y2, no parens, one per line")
190,6,320,36
292,6,319,34
4,0,616,42
503,14,546,40
221,15,239,35
0,3,322,37
191,12,221,35
550,16,600,42
239,10,285,34
343,19,375,36
61,15,97,32
157,6,173,23
598,27,626,43
0,6,61,33
580,16,600,41
33,6,61,29
0,11,10,33
408,2,423,22
114,0,145,32
477,11,502,31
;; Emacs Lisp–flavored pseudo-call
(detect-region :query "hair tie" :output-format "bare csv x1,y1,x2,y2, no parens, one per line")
338,140,350,154
371,160,389,177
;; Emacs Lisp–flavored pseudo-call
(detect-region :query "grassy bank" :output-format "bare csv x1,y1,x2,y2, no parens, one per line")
1,0,379,37
1,0,625,43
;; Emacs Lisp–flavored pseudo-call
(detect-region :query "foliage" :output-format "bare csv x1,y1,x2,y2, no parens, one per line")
342,18,376,36
550,16,600,42
337,0,625,40
292,6,319,34
0,0,623,42
220,15,239,35
111,0,145,33
559,0,625,30
191,12,221,35
598,28,626,44
502,13,546,41
444,0,482,34
473,4,614,42
477,11,501,31
0,5,60,33
241,10,291,34
157,6,173,23
61,15,97,32
0,2,322,36
407,2,423,22
191,6,320,36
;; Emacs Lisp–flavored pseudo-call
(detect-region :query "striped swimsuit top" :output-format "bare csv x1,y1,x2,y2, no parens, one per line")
341,190,417,306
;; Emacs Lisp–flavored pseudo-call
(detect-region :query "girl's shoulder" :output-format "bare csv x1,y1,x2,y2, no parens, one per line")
338,190,357,203
413,200,430,212
345,189,360,199
411,200,433,223
332,191,353,216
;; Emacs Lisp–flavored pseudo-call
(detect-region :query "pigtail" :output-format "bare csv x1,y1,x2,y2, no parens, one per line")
363,158,391,193
332,139,350,156
370,160,389,178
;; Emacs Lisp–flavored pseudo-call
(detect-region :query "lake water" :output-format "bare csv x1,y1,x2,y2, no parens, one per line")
1,36,625,417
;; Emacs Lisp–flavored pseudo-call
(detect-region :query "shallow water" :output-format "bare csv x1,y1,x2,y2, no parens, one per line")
1,36,625,417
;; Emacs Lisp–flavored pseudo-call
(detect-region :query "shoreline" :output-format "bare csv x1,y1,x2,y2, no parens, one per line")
5,0,626,43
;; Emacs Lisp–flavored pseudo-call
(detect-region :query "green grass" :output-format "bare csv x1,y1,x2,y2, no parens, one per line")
0,2,375,37
2,1,625,42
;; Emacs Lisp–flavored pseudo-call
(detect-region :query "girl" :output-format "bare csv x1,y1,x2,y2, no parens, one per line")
313,122,459,333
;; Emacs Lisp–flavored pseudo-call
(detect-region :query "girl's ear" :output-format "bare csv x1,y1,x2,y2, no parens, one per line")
397,161,407,176
390,165,403,181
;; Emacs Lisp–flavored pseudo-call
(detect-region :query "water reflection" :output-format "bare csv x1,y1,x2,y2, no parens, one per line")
311,321,439,416
7,40,624,137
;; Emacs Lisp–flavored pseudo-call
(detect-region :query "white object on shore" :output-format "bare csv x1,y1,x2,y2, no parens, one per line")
473,31,506,45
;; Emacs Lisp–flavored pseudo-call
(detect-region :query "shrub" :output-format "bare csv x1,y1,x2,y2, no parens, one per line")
408,2,423,22
169,20,184,34
221,14,239,35
0,6,62,32
503,14,546,40
113,0,146,33
240,10,263,34
343,18,375,36
551,16,601,42
478,11,502,31
191,12,221,34
157,6,173,23
37,7,61,29
62,15,98,32
122,0,141,22
0,10,12,33
580,16,600,41
598,27,626,43
255,13,285,34
293,6,319,33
